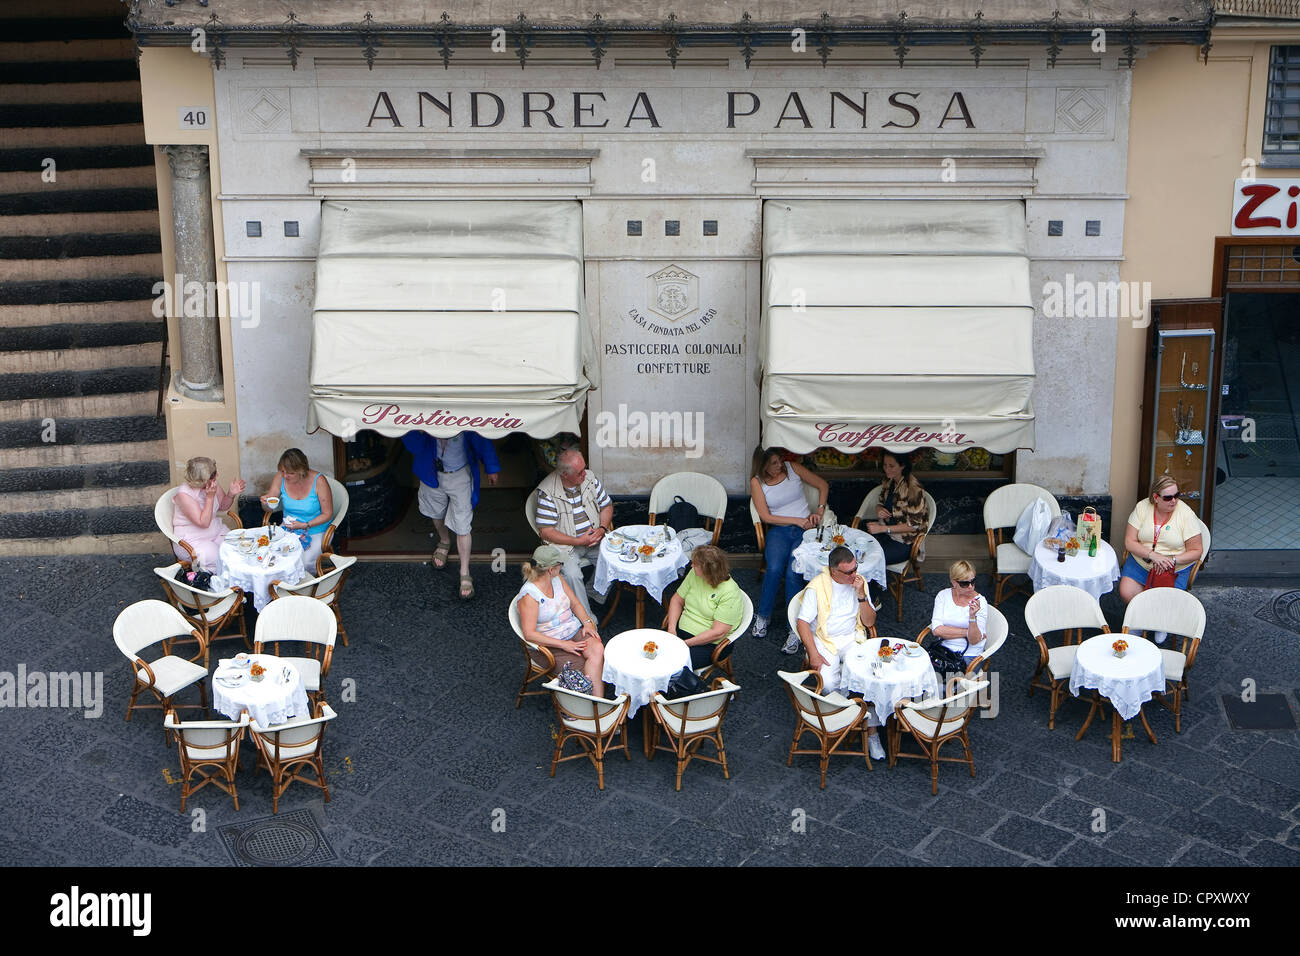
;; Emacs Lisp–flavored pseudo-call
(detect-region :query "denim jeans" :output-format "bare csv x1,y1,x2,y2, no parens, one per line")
758,524,807,620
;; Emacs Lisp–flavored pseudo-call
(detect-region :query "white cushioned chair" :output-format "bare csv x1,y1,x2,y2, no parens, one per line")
543,679,630,790
113,599,209,731
269,553,356,647
649,472,728,545
154,563,248,668
154,485,243,566
1121,588,1206,733
163,708,249,811
316,475,350,573
889,678,990,794
983,483,1061,604
510,597,557,708
249,701,337,813
777,669,873,788
253,594,337,703
1024,585,1109,729
649,678,739,791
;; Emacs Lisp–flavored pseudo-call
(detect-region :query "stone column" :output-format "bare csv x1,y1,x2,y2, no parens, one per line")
162,144,223,400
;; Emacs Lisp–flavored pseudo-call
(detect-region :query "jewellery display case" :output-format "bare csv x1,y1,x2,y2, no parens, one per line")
1140,313,1219,520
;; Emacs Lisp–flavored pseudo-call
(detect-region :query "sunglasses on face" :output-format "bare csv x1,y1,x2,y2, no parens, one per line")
954,579,975,588
1158,492,1180,501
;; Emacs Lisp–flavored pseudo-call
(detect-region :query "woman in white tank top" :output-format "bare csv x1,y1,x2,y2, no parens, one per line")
749,447,829,645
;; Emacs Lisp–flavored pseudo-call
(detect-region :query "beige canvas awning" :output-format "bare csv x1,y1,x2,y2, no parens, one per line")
308,199,594,439
760,199,1035,454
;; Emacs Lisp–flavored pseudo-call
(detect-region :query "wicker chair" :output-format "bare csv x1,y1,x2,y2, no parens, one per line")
154,485,243,565
509,597,557,708
113,600,209,730
1024,585,1109,729
316,475,350,572
253,595,337,703
983,483,1060,605
249,701,337,813
163,708,249,811
1121,588,1206,733
543,679,630,790
154,563,248,668
269,553,356,647
648,472,728,545
777,669,873,788
889,678,990,794
649,679,740,791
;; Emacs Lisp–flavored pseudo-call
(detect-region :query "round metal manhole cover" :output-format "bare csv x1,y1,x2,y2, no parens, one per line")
218,809,337,867
237,820,318,865
1272,591,1300,630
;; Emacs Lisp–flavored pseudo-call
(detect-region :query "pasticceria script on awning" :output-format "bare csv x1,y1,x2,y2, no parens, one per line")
365,89,976,130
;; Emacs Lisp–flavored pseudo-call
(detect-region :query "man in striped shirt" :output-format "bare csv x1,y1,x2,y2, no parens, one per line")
534,449,614,617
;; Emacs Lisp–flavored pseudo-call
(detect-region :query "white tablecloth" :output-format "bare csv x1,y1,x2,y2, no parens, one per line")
601,628,690,717
791,526,887,588
1029,539,1120,600
1069,634,1164,721
593,525,690,605
840,638,941,727
211,654,310,726
217,527,306,611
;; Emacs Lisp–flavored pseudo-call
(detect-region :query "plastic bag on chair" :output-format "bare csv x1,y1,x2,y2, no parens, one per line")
1012,498,1054,553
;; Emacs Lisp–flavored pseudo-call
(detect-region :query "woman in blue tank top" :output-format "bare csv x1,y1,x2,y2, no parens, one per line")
260,447,334,570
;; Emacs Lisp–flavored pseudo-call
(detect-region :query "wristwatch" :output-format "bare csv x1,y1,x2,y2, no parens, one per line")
857,596,868,603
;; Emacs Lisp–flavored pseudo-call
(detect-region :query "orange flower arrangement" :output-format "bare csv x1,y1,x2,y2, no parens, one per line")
249,662,266,681
643,641,658,654
638,544,655,555
877,644,894,660
831,534,846,546
257,535,270,547
1112,639,1129,654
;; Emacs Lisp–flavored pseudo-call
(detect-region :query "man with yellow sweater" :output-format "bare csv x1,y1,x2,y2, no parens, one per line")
796,547,885,759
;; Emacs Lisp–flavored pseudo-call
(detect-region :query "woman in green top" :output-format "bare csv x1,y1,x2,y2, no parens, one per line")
665,545,746,670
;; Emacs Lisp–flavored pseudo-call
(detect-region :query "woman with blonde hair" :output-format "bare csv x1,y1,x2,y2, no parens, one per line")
261,448,333,569
172,457,245,568
514,544,604,695
664,545,746,670
928,560,988,665
1119,474,1203,613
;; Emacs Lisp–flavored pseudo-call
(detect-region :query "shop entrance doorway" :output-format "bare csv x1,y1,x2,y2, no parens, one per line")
329,431,583,560
1214,290,1300,550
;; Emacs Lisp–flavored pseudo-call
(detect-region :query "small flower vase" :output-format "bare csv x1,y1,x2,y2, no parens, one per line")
250,671,264,682
1113,649,1127,659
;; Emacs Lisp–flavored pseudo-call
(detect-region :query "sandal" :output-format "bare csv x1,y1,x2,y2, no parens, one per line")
459,574,475,600
432,539,450,569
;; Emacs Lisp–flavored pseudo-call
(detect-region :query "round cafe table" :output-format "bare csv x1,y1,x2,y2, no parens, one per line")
790,526,887,589
840,637,941,728
593,525,690,629
1028,538,1120,600
1069,634,1164,762
602,628,690,757
217,527,306,611
210,653,310,726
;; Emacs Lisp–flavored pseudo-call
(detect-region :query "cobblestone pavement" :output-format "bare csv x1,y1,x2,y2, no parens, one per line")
1,555,1297,867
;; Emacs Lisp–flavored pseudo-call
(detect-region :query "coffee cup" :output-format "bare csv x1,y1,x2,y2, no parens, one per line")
264,496,281,510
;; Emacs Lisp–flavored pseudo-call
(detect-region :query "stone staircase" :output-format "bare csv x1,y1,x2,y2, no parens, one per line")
0,1,169,555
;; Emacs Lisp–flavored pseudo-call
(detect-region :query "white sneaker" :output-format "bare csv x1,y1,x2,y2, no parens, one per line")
780,633,803,655
1151,630,1168,645
868,734,886,760
751,615,768,639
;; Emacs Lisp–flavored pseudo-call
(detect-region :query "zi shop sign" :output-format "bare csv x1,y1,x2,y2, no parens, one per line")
1232,179,1300,235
